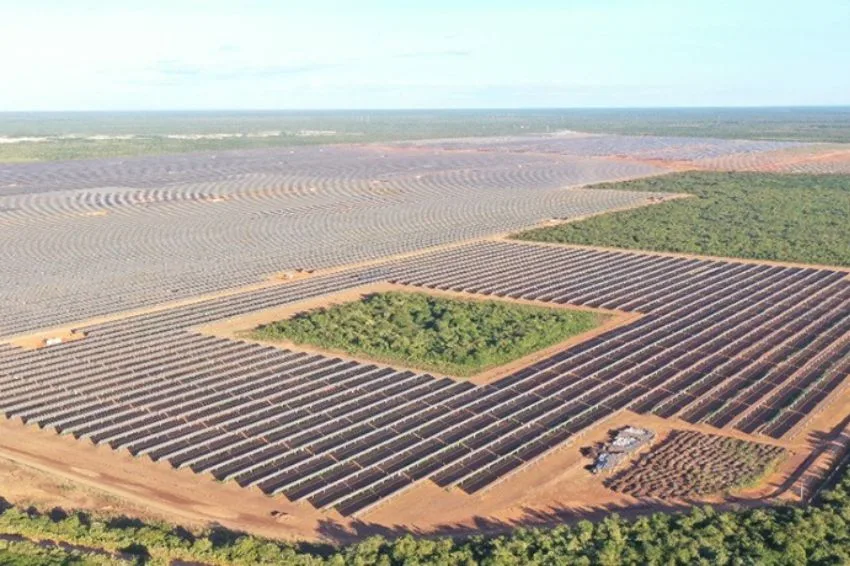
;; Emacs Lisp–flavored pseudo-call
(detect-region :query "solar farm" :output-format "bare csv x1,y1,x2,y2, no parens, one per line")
0,132,848,535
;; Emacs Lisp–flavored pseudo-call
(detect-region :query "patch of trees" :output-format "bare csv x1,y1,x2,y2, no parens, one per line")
251,292,602,376
516,172,850,267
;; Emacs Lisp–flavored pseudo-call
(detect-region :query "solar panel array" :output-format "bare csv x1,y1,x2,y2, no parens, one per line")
0,144,665,337
2,241,847,517
396,134,808,161
2,137,846,517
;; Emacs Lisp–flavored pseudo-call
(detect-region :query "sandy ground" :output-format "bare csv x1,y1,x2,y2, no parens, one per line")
0,418,336,542
578,143,850,175
9,328,87,351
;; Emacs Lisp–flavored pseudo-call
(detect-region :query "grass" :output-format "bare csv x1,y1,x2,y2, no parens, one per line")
248,291,605,377
731,451,786,493
514,171,850,267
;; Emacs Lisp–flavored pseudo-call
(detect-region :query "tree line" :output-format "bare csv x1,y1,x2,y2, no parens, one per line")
516,172,850,268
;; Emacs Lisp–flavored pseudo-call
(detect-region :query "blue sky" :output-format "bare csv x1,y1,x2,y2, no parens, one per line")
2,0,848,110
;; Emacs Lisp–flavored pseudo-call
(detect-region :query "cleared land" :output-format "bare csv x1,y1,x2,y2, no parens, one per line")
515,172,850,267
249,291,604,377
605,430,787,498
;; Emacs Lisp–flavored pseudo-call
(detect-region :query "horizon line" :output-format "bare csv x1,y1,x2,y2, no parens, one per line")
2,104,850,114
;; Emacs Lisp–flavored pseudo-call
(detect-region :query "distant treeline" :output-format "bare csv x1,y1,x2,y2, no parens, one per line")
2,107,849,162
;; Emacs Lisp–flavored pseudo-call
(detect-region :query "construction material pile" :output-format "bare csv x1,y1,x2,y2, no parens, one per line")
592,427,655,474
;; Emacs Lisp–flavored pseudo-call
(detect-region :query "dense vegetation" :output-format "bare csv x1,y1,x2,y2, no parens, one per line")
2,462,850,564
515,172,850,267
2,107,849,161
0,537,122,565
250,292,602,376
545,106,850,143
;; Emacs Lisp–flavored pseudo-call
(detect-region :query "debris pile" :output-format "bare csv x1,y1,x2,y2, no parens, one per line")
592,427,655,474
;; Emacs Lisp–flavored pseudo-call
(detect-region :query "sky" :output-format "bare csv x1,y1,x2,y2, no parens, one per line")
1,0,849,111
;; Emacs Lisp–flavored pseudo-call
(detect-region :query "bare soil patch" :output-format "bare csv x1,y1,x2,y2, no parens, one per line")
9,329,87,351
605,430,787,499
0,419,332,542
